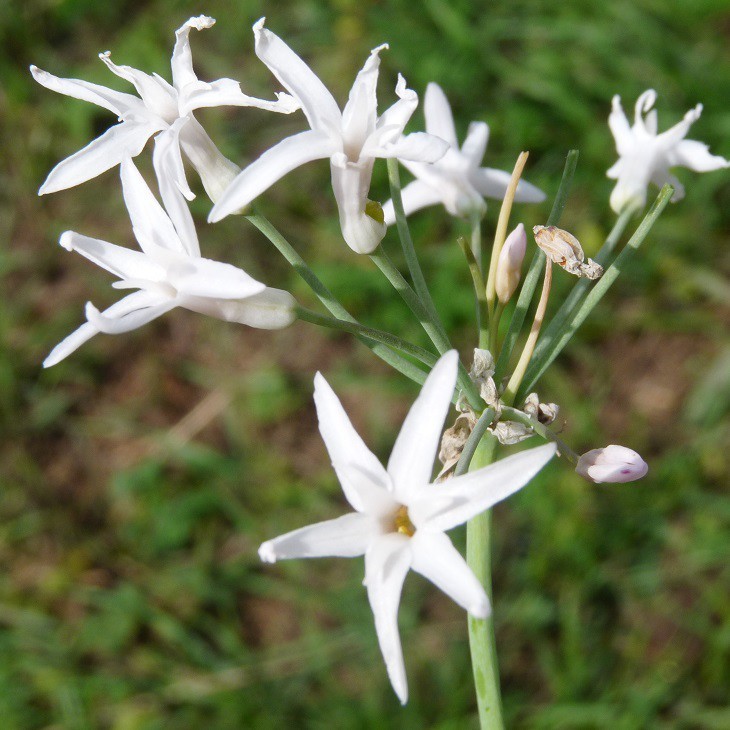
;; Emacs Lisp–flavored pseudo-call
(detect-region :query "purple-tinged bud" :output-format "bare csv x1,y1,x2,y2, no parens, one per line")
576,445,648,483
495,223,527,304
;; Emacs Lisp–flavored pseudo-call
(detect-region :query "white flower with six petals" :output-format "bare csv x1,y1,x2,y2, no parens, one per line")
382,83,545,224
259,350,556,703
209,19,450,254
43,155,296,368
32,15,298,202
607,89,729,214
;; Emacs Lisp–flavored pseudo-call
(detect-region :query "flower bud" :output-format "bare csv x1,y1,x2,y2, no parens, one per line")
533,225,603,280
576,445,648,483
495,223,527,304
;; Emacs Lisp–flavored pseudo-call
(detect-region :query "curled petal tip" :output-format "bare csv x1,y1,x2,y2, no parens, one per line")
59,231,75,251
258,542,277,563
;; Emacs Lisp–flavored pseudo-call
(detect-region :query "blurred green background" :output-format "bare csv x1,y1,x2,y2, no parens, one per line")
1,0,729,727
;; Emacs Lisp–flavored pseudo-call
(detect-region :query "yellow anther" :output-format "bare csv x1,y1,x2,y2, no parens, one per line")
393,505,415,537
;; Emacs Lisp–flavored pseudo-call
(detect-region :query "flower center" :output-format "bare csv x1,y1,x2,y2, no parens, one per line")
393,505,415,537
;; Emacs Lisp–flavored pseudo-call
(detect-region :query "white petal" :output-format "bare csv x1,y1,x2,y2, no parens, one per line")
152,124,200,258
43,290,163,367
608,95,633,155
423,82,458,148
179,77,299,116
375,74,418,137
666,138,730,172
364,534,412,704
341,44,387,154
313,372,395,514
253,18,341,135
656,104,702,148
258,512,379,562
43,321,99,368
167,256,265,299
382,179,443,225
368,131,449,163
388,350,459,500
409,442,556,532
39,121,159,195
470,168,546,203
120,156,187,255
330,158,386,254
460,121,489,166
30,64,144,117
633,89,657,133
85,295,176,334
153,120,196,204
178,116,241,206
99,52,178,121
411,531,489,618
59,231,165,282
208,129,335,222
170,15,213,92
185,287,297,329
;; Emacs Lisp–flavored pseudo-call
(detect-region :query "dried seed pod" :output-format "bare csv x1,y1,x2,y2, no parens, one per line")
533,225,604,280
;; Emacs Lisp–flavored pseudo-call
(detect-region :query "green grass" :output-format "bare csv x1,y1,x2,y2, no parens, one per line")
1,0,729,727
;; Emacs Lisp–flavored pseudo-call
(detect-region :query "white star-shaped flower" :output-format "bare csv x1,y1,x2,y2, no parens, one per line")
44,154,296,368
259,350,556,703
382,83,545,224
607,89,729,213
209,19,449,254
32,15,298,202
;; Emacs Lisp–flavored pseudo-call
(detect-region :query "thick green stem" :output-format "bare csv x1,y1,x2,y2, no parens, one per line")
465,435,503,730
494,150,578,382
246,212,428,385
516,185,674,399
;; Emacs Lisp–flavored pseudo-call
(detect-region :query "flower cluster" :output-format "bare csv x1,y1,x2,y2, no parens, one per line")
33,12,727,712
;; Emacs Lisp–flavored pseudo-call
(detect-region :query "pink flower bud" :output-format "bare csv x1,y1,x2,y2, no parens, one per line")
576,445,648,483
495,223,527,304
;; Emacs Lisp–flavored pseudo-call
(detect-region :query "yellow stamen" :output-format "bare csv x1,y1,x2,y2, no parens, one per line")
393,505,415,537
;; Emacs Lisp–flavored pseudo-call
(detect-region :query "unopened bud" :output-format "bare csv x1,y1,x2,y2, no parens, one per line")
575,445,648,483
533,225,604,280
495,223,527,303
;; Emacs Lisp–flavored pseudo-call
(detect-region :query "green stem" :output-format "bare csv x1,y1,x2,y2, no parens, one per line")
386,158,449,342
527,207,633,372
246,212,428,386
295,307,437,368
454,408,497,478
471,212,483,272
457,235,489,349
494,150,578,382
503,261,553,405
368,248,452,354
499,406,579,464
516,184,674,399
465,435,503,730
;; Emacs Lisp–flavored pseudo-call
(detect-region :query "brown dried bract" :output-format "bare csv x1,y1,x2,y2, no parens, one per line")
533,225,604,280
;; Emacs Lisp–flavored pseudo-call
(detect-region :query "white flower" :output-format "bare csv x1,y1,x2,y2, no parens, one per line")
43,155,296,368
259,350,556,703
576,445,648,484
607,89,729,214
209,19,449,254
382,83,545,224
32,15,298,202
